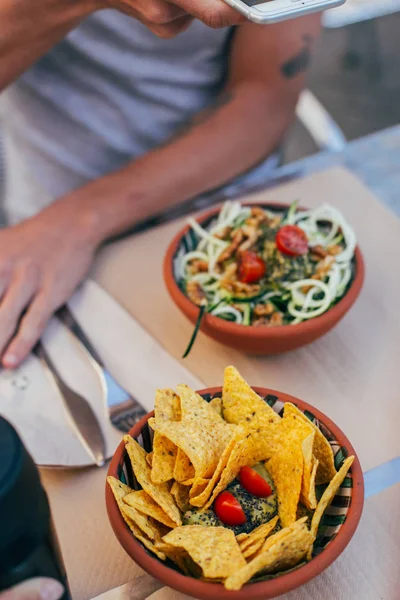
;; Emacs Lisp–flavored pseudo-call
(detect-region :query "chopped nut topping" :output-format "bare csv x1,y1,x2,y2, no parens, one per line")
188,259,209,274
327,244,342,256
253,302,275,317
214,226,233,240
216,230,244,264
268,312,283,327
186,281,207,307
310,245,328,260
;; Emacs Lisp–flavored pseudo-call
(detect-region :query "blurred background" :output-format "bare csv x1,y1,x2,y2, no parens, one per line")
284,0,400,161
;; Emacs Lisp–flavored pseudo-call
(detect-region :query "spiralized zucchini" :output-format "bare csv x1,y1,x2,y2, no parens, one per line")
176,201,357,327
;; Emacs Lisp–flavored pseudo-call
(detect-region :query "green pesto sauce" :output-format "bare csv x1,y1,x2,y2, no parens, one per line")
183,463,278,535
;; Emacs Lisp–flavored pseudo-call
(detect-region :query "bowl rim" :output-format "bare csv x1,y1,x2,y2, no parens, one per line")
106,386,364,600
163,201,365,339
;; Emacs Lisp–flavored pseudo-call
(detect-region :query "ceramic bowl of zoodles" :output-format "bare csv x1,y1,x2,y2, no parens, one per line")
163,201,365,355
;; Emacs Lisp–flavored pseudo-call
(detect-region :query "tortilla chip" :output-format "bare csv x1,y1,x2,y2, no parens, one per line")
151,389,181,484
107,476,162,541
236,533,248,543
151,433,177,484
191,418,281,510
283,403,336,484
300,432,317,510
281,408,314,440
123,490,177,529
189,425,245,508
303,457,319,512
155,388,181,422
225,518,314,590
201,427,266,512
146,452,153,467
241,538,265,560
155,542,191,574
150,384,232,479
128,519,167,561
209,397,223,416
239,516,279,554
222,366,280,425
170,481,191,513
124,435,181,526
266,437,304,527
162,525,246,579
189,478,210,499
310,456,354,540
173,448,195,482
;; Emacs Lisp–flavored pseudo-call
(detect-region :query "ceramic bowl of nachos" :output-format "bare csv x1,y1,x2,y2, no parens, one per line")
106,367,364,600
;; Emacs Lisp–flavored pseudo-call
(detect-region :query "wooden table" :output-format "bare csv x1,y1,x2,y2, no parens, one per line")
41,132,400,600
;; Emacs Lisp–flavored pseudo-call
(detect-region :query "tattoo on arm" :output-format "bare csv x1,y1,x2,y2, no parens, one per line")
281,35,313,79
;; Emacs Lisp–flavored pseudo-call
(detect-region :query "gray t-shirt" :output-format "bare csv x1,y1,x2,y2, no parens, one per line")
0,11,278,224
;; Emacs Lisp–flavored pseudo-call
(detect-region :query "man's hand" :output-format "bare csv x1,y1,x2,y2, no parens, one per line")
103,0,245,38
0,201,98,369
0,579,64,600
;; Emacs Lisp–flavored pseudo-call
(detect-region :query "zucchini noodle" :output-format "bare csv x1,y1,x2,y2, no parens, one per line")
177,200,357,328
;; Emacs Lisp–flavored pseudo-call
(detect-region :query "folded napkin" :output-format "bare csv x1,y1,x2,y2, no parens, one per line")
0,279,203,468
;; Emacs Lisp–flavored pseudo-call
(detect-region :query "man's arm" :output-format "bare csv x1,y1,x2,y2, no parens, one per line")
0,14,320,366
67,14,322,242
0,0,98,90
0,0,244,91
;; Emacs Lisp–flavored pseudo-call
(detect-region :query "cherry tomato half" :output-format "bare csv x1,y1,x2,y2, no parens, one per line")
238,251,266,284
239,466,273,498
276,225,308,256
214,491,247,526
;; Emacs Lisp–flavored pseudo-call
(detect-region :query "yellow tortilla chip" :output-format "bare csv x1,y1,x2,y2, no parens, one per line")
146,452,153,467
300,432,317,511
191,419,281,510
284,403,336,484
150,384,232,479
151,389,181,484
241,538,265,560
303,458,319,512
239,516,279,554
162,525,246,579
170,481,191,513
124,436,181,526
266,437,303,527
152,433,177,484
189,478,210,499
128,519,167,561
236,533,248,543
201,427,266,512
209,397,223,416
155,542,191,574
155,388,181,421
173,448,195,482
225,518,314,590
123,490,177,529
310,456,354,540
222,366,280,425
190,425,245,508
107,476,162,541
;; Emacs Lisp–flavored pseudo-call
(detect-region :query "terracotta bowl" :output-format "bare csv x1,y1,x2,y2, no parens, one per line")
163,202,365,354
106,387,364,600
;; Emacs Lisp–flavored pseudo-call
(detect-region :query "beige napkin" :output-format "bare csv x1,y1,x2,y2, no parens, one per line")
0,280,203,467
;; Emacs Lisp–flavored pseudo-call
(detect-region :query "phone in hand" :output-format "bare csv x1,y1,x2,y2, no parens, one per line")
222,0,345,24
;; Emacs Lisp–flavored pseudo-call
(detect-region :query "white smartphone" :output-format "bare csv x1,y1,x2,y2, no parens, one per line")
222,0,345,24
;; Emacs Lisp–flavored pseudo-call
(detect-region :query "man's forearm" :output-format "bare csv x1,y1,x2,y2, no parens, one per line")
64,82,298,245
0,0,97,90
